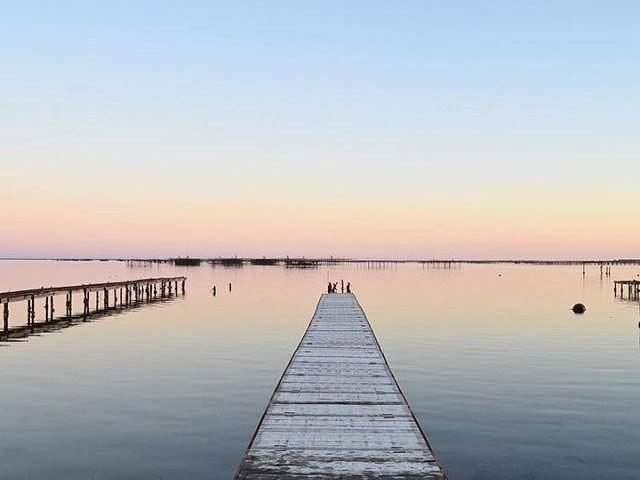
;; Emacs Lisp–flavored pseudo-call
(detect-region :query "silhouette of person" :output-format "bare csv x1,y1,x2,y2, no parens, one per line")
346,282,351,293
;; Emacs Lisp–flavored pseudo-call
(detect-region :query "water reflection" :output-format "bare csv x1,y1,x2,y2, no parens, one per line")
0,260,639,480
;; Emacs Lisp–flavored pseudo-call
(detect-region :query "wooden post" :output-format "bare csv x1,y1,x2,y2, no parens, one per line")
120,287,123,307
3,302,9,335
50,296,54,321
45,296,49,323
182,279,185,294
30,295,35,331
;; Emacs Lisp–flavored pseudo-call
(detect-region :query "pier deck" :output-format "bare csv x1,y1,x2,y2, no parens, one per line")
235,293,447,479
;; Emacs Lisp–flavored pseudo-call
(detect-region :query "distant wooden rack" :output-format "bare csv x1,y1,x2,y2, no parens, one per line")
614,280,640,300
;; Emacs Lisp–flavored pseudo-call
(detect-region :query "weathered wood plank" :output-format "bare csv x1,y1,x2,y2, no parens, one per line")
234,293,448,479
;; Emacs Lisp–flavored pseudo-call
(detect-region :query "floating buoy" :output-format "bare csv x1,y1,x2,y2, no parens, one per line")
572,303,586,314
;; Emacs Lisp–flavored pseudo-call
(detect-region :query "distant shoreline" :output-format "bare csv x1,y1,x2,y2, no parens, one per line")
1,257,639,266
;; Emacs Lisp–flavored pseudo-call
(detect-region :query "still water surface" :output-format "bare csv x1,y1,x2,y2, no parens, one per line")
1,260,639,479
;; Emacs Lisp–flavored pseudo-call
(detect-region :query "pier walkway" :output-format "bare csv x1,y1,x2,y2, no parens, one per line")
234,293,447,479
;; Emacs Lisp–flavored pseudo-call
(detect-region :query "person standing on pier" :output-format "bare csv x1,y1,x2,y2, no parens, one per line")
346,282,351,293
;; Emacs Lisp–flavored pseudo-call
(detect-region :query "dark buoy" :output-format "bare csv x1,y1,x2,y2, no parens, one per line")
572,303,586,314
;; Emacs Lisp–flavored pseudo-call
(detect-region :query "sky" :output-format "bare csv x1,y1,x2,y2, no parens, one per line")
2,1,639,259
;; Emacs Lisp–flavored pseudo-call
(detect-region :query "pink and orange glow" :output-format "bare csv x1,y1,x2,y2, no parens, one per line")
3,2,639,259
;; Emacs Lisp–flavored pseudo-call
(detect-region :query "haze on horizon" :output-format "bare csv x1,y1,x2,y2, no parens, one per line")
2,2,639,260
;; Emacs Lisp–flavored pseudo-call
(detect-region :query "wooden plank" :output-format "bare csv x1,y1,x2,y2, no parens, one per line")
234,293,448,479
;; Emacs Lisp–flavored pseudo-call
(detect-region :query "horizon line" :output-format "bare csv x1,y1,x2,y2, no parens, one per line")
1,256,639,265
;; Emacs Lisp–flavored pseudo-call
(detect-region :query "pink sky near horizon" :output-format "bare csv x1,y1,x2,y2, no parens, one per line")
3,171,639,259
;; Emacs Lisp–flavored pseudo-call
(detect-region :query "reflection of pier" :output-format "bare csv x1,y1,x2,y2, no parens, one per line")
614,280,640,300
0,276,186,341
234,293,447,479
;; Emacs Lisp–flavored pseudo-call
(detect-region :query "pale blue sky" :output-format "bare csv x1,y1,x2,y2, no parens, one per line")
2,1,639,258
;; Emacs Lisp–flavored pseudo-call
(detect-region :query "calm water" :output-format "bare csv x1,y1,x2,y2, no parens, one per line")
1,260,639,480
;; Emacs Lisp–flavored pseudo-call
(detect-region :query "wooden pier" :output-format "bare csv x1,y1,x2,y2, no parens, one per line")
234,293,447,479
614,280,640,300
0,276,186,340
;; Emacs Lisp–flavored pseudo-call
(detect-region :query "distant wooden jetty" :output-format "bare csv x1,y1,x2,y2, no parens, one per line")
284,258,319,268
234,293,447,479
173,258,201,266
0,276,186,340
614,280,640,300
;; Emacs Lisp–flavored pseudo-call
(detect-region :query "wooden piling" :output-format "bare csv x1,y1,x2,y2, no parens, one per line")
30,295,35,332
4,302,9,334
83,289,89,319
